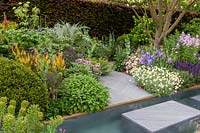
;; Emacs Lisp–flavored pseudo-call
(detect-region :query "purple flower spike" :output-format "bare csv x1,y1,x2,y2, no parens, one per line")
139,52,155,66
140,50,144,55
166,58,173,64
59,128,62,131
155,50,160,55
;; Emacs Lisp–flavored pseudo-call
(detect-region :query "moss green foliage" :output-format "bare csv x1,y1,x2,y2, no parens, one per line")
64,63,93,77
60,75,110,114
0,97,63,133
0,57,48,112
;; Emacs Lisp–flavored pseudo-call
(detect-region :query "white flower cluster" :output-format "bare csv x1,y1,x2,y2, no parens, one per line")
125,55,140,75
131,66,184,96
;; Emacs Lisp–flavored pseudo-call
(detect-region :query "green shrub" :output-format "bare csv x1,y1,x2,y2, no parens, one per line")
60,75,110,114
163,32,180,50
181,18,200,36
88,34,116,59
13,1,40,28
46,100,66,118
116,16,155,50
0,57,48,112
114,48,129,72
63,63,93,78
3,29,49,49
178,70,196,89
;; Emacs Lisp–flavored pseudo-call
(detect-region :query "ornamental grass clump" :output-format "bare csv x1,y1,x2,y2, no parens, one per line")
131,66,184,96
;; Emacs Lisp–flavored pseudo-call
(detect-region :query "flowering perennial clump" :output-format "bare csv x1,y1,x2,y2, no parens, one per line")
125,49,173,74
131,66,184,96
12,45,66,72
125,55,140,74
177,32,200,47
75,58,101,76
175,32,200,63
175,61,200,77
139,52,155,66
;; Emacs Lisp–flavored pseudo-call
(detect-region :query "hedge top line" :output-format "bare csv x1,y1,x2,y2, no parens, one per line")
0,0,200,37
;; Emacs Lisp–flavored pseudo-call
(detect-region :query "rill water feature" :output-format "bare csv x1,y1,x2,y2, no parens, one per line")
59,72,200,133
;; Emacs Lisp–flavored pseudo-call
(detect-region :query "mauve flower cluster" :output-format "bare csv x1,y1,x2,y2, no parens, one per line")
175,61,200,77
59,128,67,133
177,32,200,47
75,58,101,74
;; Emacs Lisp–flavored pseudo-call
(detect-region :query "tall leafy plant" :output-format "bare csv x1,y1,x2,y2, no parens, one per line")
13,1,40,28
45,22,91,55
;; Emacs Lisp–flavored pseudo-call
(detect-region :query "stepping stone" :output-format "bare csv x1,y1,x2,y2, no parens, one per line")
122,101,200,133
191,95,200,102
100,71,152,105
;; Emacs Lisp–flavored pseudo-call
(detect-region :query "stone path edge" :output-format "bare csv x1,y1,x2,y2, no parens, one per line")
47,84,200,121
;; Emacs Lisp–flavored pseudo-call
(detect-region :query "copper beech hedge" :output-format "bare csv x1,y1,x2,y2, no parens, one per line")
1,0,200,37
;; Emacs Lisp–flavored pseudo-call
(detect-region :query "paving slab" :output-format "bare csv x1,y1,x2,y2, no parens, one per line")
99,71,152,105
122,101,200,133
191,95,200,102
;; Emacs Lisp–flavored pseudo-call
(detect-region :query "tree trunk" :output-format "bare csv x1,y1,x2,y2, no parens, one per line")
144,0,198,48
154,37,162,48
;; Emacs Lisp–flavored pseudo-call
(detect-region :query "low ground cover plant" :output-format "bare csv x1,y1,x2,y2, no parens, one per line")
131,66,183,96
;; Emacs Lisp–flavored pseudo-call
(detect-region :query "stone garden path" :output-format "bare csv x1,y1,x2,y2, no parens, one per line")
99,71,152,105
99,71,200,132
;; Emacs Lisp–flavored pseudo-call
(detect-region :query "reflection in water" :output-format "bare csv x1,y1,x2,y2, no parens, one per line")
195,119,200,133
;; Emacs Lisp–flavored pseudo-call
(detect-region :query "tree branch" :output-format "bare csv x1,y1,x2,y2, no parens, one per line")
167,0,198,35
147,0,159,24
